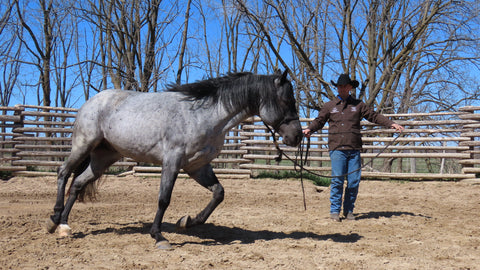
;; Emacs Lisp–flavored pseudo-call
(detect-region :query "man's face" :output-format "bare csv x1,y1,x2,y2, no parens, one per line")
337,84,352,98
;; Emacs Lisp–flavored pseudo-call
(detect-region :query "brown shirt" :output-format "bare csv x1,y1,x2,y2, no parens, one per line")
308,96,394,150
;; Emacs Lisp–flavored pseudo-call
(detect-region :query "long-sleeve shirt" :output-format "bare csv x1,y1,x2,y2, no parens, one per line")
307,96,394,150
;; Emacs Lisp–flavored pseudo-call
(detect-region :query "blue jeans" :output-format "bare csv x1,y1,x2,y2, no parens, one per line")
329,150,361,214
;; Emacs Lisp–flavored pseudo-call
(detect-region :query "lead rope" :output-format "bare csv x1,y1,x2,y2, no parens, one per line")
298,130,403,179
264,123,308,210
297,137,309,211
264,123,403,211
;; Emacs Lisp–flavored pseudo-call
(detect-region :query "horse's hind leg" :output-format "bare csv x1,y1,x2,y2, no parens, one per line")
177,164,224,229
46,143,96,233
53,143,121,237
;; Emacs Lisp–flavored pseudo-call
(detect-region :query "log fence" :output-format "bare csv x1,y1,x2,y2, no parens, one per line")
1,104,479,181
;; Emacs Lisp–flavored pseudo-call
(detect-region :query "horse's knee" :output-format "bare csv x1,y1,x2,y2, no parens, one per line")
57,162,73,178
212,183,224,202
70,181,84,194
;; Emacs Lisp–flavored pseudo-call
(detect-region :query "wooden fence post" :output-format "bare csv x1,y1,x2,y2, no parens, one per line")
458,106,480,180
11,105,25,171
410,141,416,174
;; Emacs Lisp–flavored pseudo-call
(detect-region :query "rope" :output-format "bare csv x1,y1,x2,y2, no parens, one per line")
266,126,402,179
294,131,402,178
294,136,310,211
264,123,403,210
264,123,308,210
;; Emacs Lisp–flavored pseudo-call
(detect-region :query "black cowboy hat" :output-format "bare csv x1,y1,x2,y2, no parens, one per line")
331,74,359,88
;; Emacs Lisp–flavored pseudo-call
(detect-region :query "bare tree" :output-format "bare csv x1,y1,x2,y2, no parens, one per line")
15,0,55,107
188,0,270,78
2,0,478,112
235,0,480,116
76,0,180,92
176,0,192,84
51,2,81,107
236,0,331,112
73,18,102,101
0,2,20,106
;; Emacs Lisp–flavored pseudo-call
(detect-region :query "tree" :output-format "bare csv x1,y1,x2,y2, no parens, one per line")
176,0,192,84
0,2,20,106
15,0,55,107
76,0,180,92
235,0,480,116
2,0,479,112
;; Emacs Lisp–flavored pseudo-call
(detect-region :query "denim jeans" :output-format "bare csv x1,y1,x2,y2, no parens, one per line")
329,150,361,214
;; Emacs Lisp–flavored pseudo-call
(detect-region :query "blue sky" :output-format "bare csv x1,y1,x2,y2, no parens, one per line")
6,0,480,112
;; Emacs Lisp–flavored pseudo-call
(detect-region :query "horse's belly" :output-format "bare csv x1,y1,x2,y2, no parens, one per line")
110,139,164,164
104,126,223,168
101,121,165,163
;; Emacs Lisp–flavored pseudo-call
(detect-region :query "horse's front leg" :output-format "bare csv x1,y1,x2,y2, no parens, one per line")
150,158,181,250
177,164,224,229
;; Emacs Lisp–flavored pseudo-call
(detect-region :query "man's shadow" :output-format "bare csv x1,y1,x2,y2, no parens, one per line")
354,211,431,220
74,221,363,245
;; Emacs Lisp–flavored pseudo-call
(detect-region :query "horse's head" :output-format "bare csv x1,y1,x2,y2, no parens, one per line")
259,70,302,147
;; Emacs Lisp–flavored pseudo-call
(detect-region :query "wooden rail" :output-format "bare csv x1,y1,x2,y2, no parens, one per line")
0,104,479,181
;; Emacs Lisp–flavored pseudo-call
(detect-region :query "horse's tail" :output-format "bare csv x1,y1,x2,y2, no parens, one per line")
66,156,99,202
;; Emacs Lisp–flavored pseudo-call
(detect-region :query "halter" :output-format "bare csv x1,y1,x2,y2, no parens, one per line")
265,116,300,162
271,116,299,132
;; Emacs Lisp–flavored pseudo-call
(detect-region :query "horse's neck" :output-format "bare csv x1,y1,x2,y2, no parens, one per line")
225,112,252,132
209,104,253,135
196,85,260,135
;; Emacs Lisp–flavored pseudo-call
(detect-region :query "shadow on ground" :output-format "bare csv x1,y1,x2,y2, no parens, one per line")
355,211,431,220
73,221,363,246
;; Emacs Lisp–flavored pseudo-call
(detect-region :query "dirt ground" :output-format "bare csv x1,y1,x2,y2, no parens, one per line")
1,175,479,269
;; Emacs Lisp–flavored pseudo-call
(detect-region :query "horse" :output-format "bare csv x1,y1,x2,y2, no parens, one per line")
45,70,303,249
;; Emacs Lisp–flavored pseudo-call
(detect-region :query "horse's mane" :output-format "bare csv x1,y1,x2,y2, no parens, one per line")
166,72,273,113
166,72,252,99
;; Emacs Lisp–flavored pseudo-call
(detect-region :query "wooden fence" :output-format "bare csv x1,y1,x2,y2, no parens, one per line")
1,104,479,181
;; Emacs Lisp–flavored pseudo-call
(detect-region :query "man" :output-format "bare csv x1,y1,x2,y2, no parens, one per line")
303,74,404,222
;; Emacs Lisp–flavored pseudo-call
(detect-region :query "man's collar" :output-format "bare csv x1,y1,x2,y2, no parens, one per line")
336,95,351,102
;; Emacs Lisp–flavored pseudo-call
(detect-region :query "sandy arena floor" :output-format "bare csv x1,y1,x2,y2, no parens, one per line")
1,175,479,269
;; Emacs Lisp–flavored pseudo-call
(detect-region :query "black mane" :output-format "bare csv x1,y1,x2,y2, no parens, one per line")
166,72,252,99
166,72,277,113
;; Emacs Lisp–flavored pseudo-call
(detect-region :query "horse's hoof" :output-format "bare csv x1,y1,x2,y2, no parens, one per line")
58,224,72,237
45,218,58,234
155,240,173,250
176,215,191,230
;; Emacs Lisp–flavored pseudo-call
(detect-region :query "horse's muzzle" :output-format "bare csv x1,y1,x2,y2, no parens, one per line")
278,119,302,147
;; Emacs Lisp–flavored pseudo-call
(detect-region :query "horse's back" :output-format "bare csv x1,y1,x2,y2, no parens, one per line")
76,89,175,126
78,89,136,115
73,89,196,164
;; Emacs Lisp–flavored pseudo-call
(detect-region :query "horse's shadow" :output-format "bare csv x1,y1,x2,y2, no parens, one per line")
74,221,363,245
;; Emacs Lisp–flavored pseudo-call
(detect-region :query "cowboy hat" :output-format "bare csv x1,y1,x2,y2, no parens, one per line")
331,74,359,88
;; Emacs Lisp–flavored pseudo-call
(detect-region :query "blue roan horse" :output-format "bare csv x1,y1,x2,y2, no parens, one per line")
46,70,302,249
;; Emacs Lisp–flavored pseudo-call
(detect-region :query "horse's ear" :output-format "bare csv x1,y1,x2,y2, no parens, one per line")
274,69,289,86
281,69,288,84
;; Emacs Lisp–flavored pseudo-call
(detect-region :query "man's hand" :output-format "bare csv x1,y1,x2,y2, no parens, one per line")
302,129,312,138
391,123,404,132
